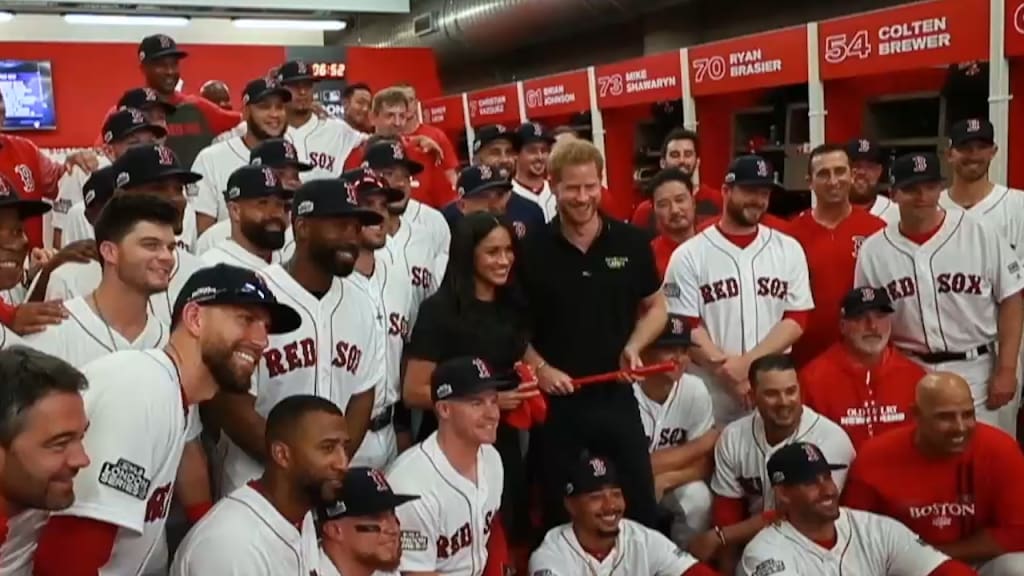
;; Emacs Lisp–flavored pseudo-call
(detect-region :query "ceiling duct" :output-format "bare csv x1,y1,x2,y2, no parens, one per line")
343,0,693,63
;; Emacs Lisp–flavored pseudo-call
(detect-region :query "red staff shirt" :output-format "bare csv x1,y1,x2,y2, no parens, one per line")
344,137,455,209
0,134,62,248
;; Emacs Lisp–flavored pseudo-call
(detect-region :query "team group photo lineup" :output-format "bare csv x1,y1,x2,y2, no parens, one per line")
0,2,1024,575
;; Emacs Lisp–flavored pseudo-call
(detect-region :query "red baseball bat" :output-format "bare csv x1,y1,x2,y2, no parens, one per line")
570,361,678,387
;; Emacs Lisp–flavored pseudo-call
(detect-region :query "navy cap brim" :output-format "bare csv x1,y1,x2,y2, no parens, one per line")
517,134,556,149
281,74,316,85
358,184,405,204
144,49,188,62
892,173,944,190
843,301,895,318
298,206,384,226
775,462,848,486
731,177,785,192
226,187,294,203
651,335,692,348
117,123,168,143
378,158,424,176
0,199,52,219
246,87,292,105
462,181,513,199
435,376,517,402
128,168,202,188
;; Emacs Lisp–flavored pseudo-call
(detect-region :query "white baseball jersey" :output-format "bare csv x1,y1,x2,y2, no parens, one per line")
201,237,286,271
189,136,250,222
634,375,715,453
51,349,194,575
60,201,200,255
194,216,293,260
711,406,855,515
0,281,28,307
384,208,449,328
170,483,317,575
287,115,367,180
402,198,451,278
854,209,1024,356
0,323,24,349
0,509,46,575
529,518,701,576
387,432,503,576
940,185,1024,260
52,156,112,233
741,508,949,576
347,252,415,469
220,264,384,494
511,179,556,223
309,547,400,576
45,249,204,327
25,296,167,367
663,225,814,423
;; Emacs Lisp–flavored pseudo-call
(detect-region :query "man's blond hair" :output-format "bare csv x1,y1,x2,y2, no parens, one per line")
548,139,605,184
372,87,410,114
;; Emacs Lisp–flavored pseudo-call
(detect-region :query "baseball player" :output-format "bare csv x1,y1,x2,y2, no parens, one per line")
32,263,301,575
811,138,900,223
275,60,368,180
311,466,417,576
511,122,557,221
663,155,814,425
387,356,510,576
53,108,164,248
171,395,348,575
740,442,975,576
194,138,306,256
345,170,414,469
363,139,449,320
854,151,1024,430
190,77,290,233
216,177,384,495
116,87,178,128
0,175,53,308
705,354,854,574
52,166,116,259
530,454,718,576
632,128,723,232
843,372,1024,574
201,165,292,270
647,168,697,279
941,118,1024,435
26,195,174,365
0,347,88,575
442,165,546,241
45,144,205,326
788,143,885,367
634,314,717,546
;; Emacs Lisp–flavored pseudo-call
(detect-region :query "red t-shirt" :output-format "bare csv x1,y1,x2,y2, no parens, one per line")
787,208,886,367
0,134,62,248
651,234,683,279
842,423,1024,551
798,344,923,449
408,123,459,172
344,138,455,209
631,182,722,232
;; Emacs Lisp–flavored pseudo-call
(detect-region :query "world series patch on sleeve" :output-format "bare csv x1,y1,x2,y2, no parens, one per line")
401,529,429,551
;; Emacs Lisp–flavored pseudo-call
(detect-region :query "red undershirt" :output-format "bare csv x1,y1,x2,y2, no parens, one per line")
899,213,945,245
811,534,838,550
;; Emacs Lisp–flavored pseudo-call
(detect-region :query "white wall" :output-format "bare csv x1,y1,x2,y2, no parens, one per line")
0,14,324,45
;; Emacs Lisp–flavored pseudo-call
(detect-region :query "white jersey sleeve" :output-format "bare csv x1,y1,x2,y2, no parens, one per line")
22,324,67,361
984,224,1024,302
663,242,701,317
390,487,440,571
189,147,225,220
739,539,803,576
710,428,744,498
883,516,951,576
783,237,814,312
679,376,715,439
646,527,701,575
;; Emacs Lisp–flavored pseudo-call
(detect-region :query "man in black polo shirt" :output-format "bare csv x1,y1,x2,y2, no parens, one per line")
520,138,668,532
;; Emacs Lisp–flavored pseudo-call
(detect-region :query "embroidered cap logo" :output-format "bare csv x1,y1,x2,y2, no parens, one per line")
802,444,821,462
284,140,298,160
369,469,390,492
756,160,769,178
391,143,405,160
472,358,491,379
858,139,870,153
156,145,176,167
860,287,875,301
966,118,981,133
912,155,928,173
589,458,607,477
344,180,358,204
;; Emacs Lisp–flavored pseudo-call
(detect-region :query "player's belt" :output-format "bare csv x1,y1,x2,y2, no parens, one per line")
907,343,993,364
369,405,394,432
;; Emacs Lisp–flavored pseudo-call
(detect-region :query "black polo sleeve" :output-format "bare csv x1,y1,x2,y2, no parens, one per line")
406,294,448,362
632,229,662,301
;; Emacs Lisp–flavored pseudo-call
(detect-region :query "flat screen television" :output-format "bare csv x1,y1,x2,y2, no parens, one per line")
0,60,56,131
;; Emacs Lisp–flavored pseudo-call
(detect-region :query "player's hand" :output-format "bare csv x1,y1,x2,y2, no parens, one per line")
29,247,58,268
10,301,67,335
536,363,574,396
47,240,98,270
687,529,722,562
497,381,541,411
716,355,750,387
311,101,330,119
619,344,644,381
64,149,100,175
986,367,1018,409
409,135,444,164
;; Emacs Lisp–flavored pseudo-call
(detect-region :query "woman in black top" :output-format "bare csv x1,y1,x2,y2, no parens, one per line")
404,211,537,545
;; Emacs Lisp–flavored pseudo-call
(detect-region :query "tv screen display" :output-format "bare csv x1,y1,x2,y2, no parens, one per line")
0,60,56,131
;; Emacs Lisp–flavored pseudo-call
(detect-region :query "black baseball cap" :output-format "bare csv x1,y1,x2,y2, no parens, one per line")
83,166,117,211
845,138,885,165
564,454,620,497
431,356,516,403
276,60,315,85
456,164,512,199
515,121,555,148
950,118,995,148
315,467,418,529
137,34,187,63
242,78,291,106
224,165,292,203
292,179,383,225
118,87,177,116
111,143,202,190
841,286,894,318
473,124,519,154
651,314,693,348
0,174,50,219
767,442,847,487
172,264,301,334
890,152,943,190
724,155,783,192
101,108,166,145
340,168,404,204
363,140,423,175
249,139,313,172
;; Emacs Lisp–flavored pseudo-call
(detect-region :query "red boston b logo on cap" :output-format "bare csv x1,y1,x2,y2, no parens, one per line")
369,469,390,492
391,142,405,160
756,159,769,177
803,444,821,462
344,180,358,204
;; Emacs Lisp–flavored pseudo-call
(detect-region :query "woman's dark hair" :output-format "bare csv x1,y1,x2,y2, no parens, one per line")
441,211,527,316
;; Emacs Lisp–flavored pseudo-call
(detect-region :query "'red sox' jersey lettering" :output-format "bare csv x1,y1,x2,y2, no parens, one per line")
263,338,363,377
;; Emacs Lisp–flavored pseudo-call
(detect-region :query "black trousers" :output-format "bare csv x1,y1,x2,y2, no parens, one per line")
537,385,658,532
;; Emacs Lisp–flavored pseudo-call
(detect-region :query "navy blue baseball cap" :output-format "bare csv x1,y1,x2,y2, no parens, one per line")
340,168,404,204
101,107,166,144
118,87,177,115
949,118,995,148
138,34,187,63
890,152,943,190
515,121,555,148
363,140,423,176
112,144,202,190
276,60,315,85
456,164,512,199
431,357,516,403
172,264,301,334
724,155,783,191
315,467,419,527
651,314,693,348
841,286,894,318
767,442,847,487
473,124,519,154
845,138,885,165
249,139,313,172
242,77,291,106
292,179,383,225
83,166,117,211
224,165,292,203
0,174,50,219
565,454,620,497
